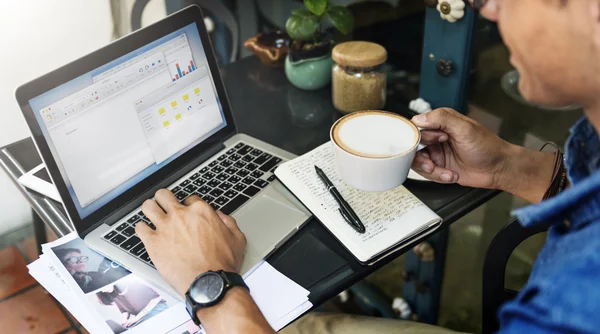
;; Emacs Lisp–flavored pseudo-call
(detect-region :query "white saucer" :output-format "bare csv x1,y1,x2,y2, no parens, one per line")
407,169,431,182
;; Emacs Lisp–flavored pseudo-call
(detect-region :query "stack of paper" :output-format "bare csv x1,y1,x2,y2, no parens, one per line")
27,233,311,334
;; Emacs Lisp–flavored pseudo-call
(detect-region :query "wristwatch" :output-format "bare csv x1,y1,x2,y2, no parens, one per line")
185,270,249,325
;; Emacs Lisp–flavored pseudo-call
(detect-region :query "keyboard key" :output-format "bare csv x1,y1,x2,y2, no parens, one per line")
116,223,129,232
243,185,261,197
251,170,264,179
250,149,263,157
210,203,221,210
229,154,242,162
202,172,216,180
216,174,229,182
212,166,225,173
267,174,277,182
235,143,245,149
200,167,210,173
253,153,273,166
228,175,241,184
171,186,181,194
237,145,253,155
184,185,198,193
197,186,211,195
207,179,221,188
130,242,146,257
179,180,191,187
138,212,147,220
254,179,269,188
226,149,236,155
210,188,224,197
122,226,136,237
215,196,229,206
110,234,127,245
140,252,152,262
103,231,117,240
126,215,139,224
237,169,250,177
190,173,201,180
259,157,283,172
217,154,227,161
219,182,233,191
193,179,206,187
234,161,247,169
242,177,256,185
131,220,143,227
175,191,188,201
224,190,238,198
220,195,250,215
233,183,247,192
245,163,259,171
209,160,218,167
270,166,279,173
242,155,254,162
202,195,215,203
224,167,238,175
220,160,233,168
120,236,141,251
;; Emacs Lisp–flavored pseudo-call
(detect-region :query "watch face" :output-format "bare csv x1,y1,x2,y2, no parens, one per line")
190,272,224,304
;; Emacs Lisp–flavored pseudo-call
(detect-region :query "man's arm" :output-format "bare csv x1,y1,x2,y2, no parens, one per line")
134,189,274,333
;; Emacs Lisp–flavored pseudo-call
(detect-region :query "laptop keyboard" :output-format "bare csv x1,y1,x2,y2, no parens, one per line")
102,142,283,268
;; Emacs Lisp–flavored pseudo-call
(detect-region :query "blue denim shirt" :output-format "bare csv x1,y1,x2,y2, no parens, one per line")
499,117,600,333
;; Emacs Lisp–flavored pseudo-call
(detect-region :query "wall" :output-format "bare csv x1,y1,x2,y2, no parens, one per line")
0,0,165,235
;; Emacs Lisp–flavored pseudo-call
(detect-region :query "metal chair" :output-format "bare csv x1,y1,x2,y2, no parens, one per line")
482,219,548,334
130,0,239,64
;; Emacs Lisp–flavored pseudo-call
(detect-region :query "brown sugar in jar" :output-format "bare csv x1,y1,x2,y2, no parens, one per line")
332,41,387,114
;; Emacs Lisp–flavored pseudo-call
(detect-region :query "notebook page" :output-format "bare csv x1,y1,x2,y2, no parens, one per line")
276,142,442,262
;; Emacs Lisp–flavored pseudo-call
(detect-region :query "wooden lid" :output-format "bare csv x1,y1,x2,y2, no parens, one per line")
332,41,387,67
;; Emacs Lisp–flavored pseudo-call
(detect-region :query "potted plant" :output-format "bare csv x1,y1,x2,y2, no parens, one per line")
285,0,354,90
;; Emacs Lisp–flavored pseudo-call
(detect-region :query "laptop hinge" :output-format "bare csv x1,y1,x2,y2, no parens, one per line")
81,142,225,237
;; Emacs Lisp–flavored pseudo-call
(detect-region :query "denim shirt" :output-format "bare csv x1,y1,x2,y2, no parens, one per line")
499,117,600,333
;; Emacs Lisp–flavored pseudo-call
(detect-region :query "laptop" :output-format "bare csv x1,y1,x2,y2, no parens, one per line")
15,5,311,298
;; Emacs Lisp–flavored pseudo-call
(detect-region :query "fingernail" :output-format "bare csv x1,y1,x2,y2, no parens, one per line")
453,172,459,183
420,151,430,159
440,173,452,182
412,114,427,124
439,135,448,142
421,164,432,173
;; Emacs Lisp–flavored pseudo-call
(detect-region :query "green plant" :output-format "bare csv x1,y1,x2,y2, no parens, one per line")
285,0,354,43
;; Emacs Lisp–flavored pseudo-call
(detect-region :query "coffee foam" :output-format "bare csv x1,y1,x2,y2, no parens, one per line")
332,111,418,158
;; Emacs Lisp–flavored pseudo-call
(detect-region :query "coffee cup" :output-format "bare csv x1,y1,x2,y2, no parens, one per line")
330,110,424,192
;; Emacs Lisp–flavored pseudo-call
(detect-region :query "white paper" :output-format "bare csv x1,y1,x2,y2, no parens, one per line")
275,142,443,262
30,234,311,333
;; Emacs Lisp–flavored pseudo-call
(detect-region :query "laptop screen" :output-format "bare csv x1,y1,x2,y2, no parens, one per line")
28,22,227,219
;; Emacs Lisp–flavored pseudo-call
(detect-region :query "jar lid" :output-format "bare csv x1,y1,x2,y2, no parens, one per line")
332,41,387,68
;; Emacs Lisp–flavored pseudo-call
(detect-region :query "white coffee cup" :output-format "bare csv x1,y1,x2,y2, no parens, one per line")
330,110,424,192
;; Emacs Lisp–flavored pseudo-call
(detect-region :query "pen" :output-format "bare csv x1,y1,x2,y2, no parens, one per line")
314,165,366,234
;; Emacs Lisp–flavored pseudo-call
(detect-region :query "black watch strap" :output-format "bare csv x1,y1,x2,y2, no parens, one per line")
222,271,248,291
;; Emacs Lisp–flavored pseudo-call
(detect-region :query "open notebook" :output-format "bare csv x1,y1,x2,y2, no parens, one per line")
275,142,443,264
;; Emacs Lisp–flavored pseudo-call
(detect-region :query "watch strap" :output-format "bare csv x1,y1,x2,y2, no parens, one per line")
221,271,249,291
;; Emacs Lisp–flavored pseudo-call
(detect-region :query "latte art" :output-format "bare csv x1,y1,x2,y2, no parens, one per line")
332,111,419,158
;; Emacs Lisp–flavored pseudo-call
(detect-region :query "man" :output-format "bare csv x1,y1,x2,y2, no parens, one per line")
135,0,600,332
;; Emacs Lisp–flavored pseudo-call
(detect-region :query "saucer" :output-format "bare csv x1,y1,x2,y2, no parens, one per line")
407,169,431,182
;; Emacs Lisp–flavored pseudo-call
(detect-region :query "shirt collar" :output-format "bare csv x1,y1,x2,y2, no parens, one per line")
513,117,600,228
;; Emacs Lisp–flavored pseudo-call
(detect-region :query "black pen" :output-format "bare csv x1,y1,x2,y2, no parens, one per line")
314,165,366,234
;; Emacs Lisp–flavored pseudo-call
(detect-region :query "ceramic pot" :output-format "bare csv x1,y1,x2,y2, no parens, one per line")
285,54,334,91
244,31,291,67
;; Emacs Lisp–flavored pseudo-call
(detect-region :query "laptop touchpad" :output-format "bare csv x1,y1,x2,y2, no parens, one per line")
234,194,306,256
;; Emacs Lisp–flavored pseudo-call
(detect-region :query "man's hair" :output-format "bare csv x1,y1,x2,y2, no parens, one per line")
96,285,122,305
54,248,81,263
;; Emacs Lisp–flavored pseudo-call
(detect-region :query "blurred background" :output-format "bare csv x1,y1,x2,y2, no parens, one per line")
0,1,580,333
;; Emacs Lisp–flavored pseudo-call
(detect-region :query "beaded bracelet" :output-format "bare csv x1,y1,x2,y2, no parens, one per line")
540,142,568,201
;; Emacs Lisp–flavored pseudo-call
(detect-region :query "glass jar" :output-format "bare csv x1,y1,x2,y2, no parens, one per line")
332,41,387,114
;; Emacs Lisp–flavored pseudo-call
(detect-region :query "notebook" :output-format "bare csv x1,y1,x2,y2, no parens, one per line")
275,142,443,264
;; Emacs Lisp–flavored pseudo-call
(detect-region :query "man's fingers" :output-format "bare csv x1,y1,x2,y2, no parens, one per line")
182,195,203,206
420,130,449,145
142,199,166,227
216,210,243,235
135,221,155,244
412,108,471,137
412,153,459,184
154,189,181,213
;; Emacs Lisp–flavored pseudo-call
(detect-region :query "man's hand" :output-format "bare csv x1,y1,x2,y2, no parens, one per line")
135,190,247,297
411,108,555,203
